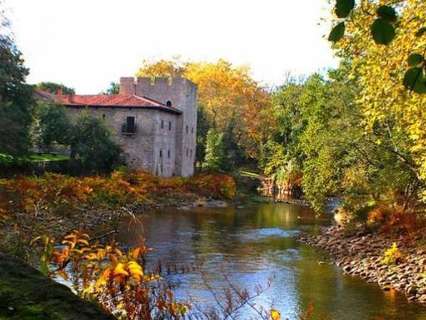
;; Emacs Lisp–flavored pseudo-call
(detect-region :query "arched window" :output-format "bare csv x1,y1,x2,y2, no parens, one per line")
166,101,172,107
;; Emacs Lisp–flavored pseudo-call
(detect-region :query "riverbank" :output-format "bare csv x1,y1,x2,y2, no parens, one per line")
0,252,113,320
298,226,426,305
0,170,237,261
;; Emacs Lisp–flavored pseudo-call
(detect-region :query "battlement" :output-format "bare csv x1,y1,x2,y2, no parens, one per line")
118,76,197,177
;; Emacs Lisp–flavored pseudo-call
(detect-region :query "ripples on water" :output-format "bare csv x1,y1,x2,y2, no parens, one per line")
119,203,426,320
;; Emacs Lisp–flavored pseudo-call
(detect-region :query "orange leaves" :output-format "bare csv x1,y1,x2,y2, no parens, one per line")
30,229,190,319
0,170,237,220
270,309,281,320
187,174,237,199
62,230,90,249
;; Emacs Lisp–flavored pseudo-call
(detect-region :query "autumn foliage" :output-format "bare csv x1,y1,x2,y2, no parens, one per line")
0,170,237,217
33,230,189,319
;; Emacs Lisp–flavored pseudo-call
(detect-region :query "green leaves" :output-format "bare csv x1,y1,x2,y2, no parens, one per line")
404,54,426,93
403,67,426,94
376,6,397,23
371,19,395,45
416,27,426,37
329,22,345,42
328,0,354,42
407,53,424,67
335,0,355,18
370,6,397,45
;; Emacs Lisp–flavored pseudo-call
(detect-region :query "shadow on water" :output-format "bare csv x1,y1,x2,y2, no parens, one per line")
118,203,426,320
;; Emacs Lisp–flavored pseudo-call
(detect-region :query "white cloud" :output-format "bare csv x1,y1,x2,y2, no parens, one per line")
7,0,337,93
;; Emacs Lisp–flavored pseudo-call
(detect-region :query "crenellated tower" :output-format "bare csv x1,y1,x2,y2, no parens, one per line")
119,77,197,177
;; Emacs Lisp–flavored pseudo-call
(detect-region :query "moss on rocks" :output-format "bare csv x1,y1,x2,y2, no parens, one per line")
0,252,114,320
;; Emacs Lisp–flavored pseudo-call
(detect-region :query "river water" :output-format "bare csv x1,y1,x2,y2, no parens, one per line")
118,203,426,320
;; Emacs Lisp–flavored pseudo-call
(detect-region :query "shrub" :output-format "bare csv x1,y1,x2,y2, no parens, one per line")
0,171,237,219
382,243,402,265
70,115,122,173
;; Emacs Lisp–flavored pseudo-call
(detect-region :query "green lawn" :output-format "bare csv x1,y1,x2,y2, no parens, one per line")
25,153,69,162
0,153,69,164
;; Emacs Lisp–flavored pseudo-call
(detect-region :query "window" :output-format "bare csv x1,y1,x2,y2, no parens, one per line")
169,121,172,130
190,149,193,158
166,101,172,107
186,148,189,157
159,150,163,158
122,116,136,134
186,125,189,134
161,120,164,129
191,127,194,134
168,150,171,158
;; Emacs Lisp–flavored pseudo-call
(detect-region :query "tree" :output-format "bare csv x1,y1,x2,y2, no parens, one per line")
202,129,226,172
328,0,426,94
329,0,426,201
105,82,119,95
195,105,210,166
137,58,272,164
70,114,122,173
0,10,34,156
35,103,73,151
35,82,75,95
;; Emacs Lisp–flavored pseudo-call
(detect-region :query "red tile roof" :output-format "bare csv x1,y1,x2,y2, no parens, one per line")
35,90,182,114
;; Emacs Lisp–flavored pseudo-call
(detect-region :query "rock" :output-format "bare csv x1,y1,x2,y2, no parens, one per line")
418,295,426,304
0,252,113,320
406,286,418,295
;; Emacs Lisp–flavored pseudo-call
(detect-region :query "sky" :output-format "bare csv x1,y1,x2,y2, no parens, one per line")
6,0,338,94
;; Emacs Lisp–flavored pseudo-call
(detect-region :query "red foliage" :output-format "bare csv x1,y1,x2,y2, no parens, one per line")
0,170,237,216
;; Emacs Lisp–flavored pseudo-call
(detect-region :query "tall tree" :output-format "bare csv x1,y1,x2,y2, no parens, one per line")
202,129,226,172
137,58,272,165
0,8,34,156
330,0,426,201
35,103,73,151
70,114,122,173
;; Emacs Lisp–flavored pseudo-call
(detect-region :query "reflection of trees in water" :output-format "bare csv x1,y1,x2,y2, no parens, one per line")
119,204,426,320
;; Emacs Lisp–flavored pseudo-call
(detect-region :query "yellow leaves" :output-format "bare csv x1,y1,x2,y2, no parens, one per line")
335,0,426,184
35,230,188,319
84,252,99,261
62,230,89,249
382,242,402,265
96,268,112,288
137,58,272,158
270,309,281,320
127,261,144,281
113,262,129,277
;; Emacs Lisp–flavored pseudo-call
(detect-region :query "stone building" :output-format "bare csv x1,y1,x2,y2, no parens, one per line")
53,77,197,177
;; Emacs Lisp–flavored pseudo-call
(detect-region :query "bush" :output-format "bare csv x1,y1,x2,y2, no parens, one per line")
0,171,237,217
70,115,122,173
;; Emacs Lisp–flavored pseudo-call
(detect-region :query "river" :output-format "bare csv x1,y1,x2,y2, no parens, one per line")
118,203,426,320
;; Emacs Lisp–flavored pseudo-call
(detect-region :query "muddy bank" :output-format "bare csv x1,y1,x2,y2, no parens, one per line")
298,226,426,305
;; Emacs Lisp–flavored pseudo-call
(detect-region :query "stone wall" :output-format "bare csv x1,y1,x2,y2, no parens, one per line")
65,106,179,177
121,77,198,177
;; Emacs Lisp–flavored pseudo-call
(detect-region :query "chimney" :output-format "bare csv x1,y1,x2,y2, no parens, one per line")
120,77,136,95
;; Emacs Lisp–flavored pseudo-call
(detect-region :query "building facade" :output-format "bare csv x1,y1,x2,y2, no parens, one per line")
54,77,197,177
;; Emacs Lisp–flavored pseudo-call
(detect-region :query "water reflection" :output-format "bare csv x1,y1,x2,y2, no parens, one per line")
119,203,426,320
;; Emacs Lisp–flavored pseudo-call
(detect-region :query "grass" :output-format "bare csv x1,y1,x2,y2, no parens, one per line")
25,154,69,162
0,153,69,165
